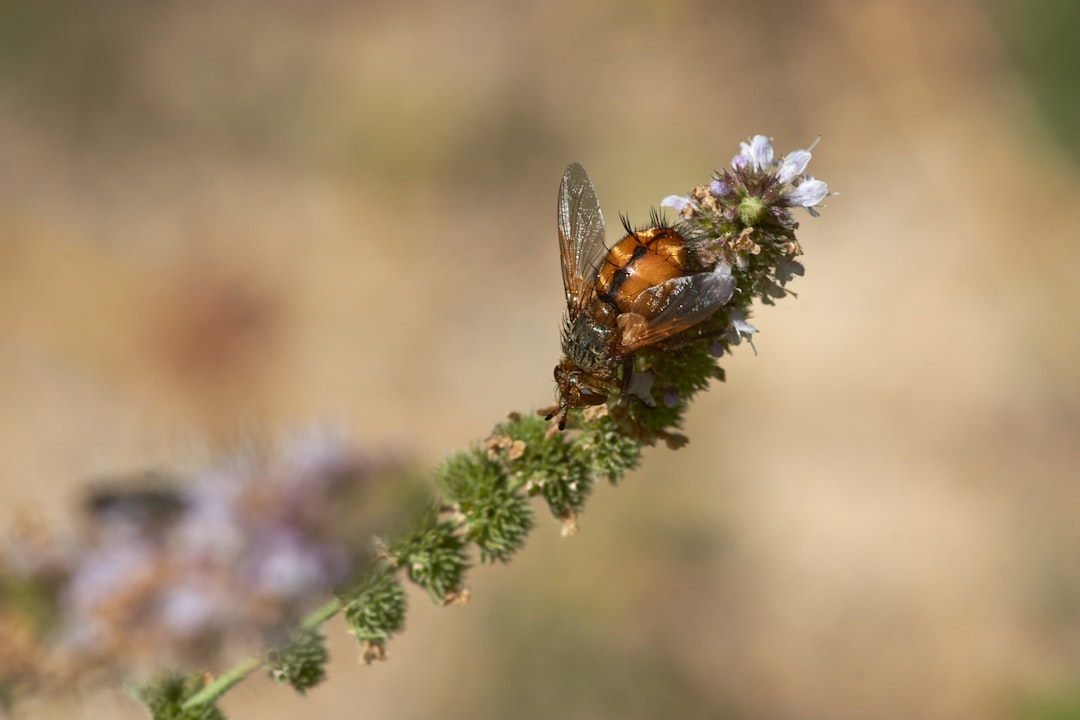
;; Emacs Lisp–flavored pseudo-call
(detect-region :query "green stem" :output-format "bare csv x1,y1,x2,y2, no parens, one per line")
181,656,263,709
182,597,343,709
300,597,343,630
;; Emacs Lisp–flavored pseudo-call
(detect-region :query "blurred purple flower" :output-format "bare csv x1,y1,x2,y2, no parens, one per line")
0,430,406,694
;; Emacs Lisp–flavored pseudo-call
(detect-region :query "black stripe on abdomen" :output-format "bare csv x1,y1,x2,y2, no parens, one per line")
598,244,648,304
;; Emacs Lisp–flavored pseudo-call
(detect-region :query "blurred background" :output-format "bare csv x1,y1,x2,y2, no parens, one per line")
2,0,1079,717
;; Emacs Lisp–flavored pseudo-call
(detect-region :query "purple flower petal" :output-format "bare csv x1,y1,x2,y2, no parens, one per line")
160,584,222,635
709,179,728,197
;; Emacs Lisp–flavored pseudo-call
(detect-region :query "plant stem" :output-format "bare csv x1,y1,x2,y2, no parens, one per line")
182,597,343,709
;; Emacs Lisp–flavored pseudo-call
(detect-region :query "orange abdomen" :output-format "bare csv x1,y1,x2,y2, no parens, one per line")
596,227,688,312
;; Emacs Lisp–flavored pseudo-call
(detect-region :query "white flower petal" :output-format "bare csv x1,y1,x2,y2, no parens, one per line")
777,150,811,183
786,177,829,207
729,316,760,356
710,263,735,304
738,135,774,171
732,319,758,337
660,194,691,211
626,372,656,407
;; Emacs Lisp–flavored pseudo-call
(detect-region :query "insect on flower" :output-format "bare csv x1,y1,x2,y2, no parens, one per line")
544,163,735,430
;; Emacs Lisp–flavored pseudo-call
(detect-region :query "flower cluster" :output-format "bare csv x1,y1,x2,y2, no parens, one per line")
662,134,830,220
0,432,406,699
604,135,831,439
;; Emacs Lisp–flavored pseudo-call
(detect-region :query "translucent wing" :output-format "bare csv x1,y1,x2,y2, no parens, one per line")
557,163,607,318
617,264,736,352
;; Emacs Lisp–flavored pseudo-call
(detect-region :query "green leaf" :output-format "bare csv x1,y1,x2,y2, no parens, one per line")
134,674,227,720
391,513,469,604
342,567,407,642
265,627,328,695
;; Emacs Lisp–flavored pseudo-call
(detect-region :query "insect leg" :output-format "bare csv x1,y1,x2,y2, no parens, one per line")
620,354,634,394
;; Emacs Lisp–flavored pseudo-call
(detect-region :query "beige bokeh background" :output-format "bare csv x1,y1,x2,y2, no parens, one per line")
3,0,1079,718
